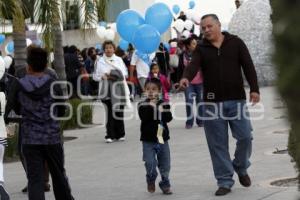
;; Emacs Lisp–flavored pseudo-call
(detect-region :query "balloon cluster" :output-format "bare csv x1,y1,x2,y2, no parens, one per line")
96,21,116,41
171,1,201,39
116,3,173,55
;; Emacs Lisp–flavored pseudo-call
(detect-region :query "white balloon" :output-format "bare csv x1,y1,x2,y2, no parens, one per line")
110,23,117,32
192,13,201,24
104,29,115,40
96,26,106,39
173,19,185,33
26,38,32,46
0,57,5,79
3,56,12,69
184,20,194,31
182,30,191,39
185,10,194,20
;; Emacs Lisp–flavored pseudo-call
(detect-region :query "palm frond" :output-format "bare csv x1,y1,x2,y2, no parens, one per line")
80,0,98,30
34,0,60,50
95,0,109,21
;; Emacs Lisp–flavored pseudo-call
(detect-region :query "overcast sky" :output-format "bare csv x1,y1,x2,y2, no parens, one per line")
154,0,243,27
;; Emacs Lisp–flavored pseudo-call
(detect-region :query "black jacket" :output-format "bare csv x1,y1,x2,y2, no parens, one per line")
138,99,172,142
183,32,259,102
64,53,81,80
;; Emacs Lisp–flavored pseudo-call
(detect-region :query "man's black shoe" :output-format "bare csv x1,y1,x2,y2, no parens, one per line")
239,174,251,187
215,187,231,196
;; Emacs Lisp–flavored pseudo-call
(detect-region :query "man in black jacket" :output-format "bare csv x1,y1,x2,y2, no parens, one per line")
180,14,260,196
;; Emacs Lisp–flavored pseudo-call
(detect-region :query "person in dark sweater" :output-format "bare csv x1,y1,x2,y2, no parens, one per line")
138,78,173,195
4,47,74,200
180,14,260,196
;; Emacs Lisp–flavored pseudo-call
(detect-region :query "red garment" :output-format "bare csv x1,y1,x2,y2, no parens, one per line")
126,65,138,84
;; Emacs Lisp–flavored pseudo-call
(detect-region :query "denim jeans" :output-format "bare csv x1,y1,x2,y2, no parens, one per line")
184,83,204,126
142,141,171,189
203,100,253,189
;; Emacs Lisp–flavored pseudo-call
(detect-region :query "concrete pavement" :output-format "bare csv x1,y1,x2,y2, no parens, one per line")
4,86,299,200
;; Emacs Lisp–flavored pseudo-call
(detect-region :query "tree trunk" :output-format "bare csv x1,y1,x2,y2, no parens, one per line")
52,15,68,97
12,2,27,76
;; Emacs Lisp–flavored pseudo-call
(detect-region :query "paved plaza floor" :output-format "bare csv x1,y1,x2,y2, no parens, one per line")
4,87,299,200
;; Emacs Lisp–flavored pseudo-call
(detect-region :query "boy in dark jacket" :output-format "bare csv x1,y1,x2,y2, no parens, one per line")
138,78,173,195
5,47,74,200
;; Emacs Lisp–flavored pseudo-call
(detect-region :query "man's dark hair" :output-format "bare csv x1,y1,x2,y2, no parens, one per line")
201,14,220,22
102,40,116,51
27,47,48,72
145,77,161,90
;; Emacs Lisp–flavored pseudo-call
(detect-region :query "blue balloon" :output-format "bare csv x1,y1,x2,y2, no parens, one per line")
119,39,129,51
0,34,5,45
34,39,43,47
133,24,161,54
116,10,145,43
189,0,196,9
163,42,170,52
172,5,180,14
99,21,107,28
136,51,152,65
145,3,173,34
7,41,14,53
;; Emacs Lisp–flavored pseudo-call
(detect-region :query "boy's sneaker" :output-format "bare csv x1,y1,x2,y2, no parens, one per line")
147,183,155,193
118,137,125,142
0,185,10,200
105,138,114,143
185,124,193,129
21,186,27,193
162,187,173,195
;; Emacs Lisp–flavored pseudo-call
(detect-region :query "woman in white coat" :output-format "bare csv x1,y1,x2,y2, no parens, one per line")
93,40,131,143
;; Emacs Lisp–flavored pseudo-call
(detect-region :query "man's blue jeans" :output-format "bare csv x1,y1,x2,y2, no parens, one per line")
142,141,171,189
203,100,253,189
184,83,204,126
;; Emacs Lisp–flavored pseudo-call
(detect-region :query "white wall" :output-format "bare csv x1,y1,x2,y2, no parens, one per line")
129,0,155,15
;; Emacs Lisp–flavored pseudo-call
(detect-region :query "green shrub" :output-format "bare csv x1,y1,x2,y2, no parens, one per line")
271,0,300,189
4,124,19,161
61,98,93,130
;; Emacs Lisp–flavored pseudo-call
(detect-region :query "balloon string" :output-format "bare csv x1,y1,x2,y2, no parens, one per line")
5,72,19,80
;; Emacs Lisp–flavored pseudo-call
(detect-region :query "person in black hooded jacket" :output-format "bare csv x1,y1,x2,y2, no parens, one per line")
5,47,74,200
180,14,260,196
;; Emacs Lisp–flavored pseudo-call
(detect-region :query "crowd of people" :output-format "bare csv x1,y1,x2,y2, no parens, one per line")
0,13,261,199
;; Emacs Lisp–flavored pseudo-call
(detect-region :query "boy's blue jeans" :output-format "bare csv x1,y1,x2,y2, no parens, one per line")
203,100,253,189
142,141,171,189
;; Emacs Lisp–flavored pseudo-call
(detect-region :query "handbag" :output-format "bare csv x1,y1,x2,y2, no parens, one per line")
169,54,179,68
